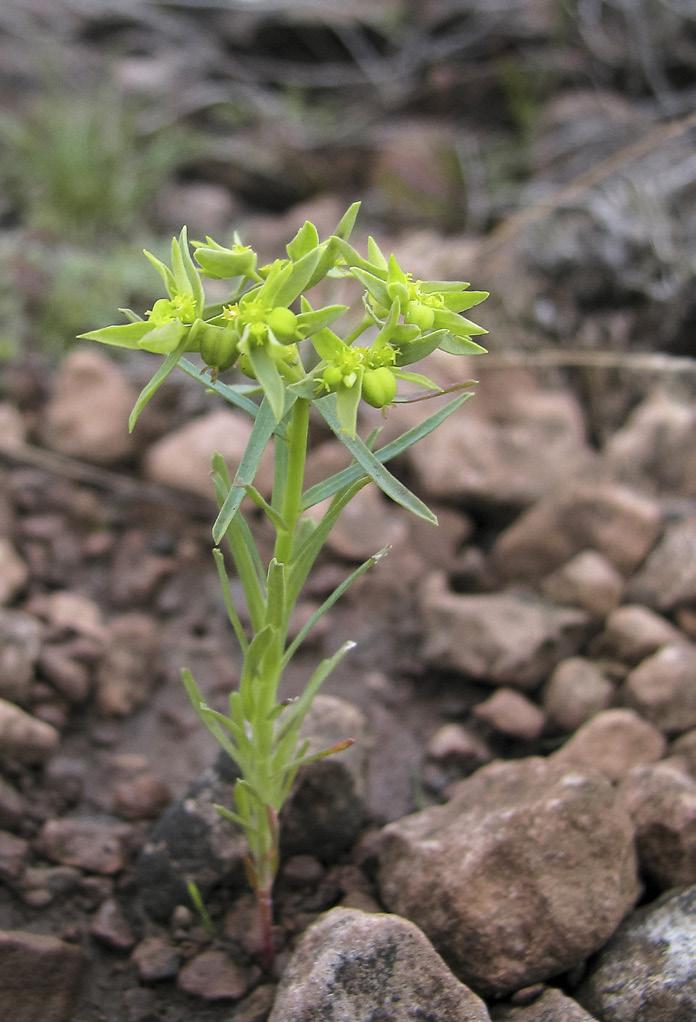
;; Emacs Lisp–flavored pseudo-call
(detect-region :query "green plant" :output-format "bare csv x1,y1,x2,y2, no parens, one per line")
79,203,488,966
0,88,192,241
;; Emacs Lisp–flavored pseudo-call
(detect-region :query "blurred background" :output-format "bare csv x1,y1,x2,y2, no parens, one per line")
0,0,694,375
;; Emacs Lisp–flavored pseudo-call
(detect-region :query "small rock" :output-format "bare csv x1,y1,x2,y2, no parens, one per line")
144,409,273,500
234,984,277,1022
280,695,369,861
409,371,593,509
579,886,696,1022
491,481,661,581
32,590,105,641
672,729,696,777
0,401,27,448
0,698,59,763
18,865,81,907
42,350,136,464
473,688,545,741
38,646,91,704
90,898,136,951
605,390,696,497
112,773,171,820
0,929,83,1022
95,613,159,717
624,643,696,735
38,818,131,875
322,484,408,562
628,516,696,611
0,830,29,884
0,538,29,605
552,709,666,781
492,987,598,1021
543,658,614,732
426,722,493,771
0,609,42,705
223,892,264,958
378,757,639,996
131,936,180,983
541,549,623,617
619,762,696,889
0,776,26,830
178,949,258,1001
421,574,588,689
597,604,683,664
268,907,491,1022
280,855,324,888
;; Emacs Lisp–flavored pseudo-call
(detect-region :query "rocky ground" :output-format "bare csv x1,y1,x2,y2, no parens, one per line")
1,323,696,1021
1,1,696,1020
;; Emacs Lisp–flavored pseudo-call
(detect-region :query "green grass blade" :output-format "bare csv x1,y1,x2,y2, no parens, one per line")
303,391,472,509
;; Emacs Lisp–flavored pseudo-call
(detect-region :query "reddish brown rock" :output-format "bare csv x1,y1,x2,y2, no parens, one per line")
234,984,277,1022
672,729,696,777
0,830,29,884
131,936,180,983
112,773,171,820
42,350,136,464
90,898,136,951
39,646,92,704
0,929,84,1022
541,550,623,617
38,818,131,875
0,608,42,705
552,709,666,781
0,698,60,763
177,949,258,1001
268,908,491,1022
543,658,614,732
473,688,545,741
144,409,273,499
619,762,696,890
627,517,696,611
95,613,160,717
0,538,29,605
492,987,598,1021
378,757,639,996
426,723,493,771
597,604,683,664
491,481,661,582
624,643,696,735
421,574,588,689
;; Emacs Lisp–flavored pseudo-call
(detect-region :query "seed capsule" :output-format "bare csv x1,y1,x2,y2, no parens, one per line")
362,367,397,408
199,323,240,373
267,307,298,343
322,365,344,390
405,301,435,331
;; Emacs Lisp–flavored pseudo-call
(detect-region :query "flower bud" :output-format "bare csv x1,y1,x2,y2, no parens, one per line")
387,280,409,305
362,367,397,408
267,307,298,343
322,365,343,390
405,301,435,331
199,323,240,373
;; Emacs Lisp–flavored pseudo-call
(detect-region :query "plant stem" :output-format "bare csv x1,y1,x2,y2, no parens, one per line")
274,398,310,566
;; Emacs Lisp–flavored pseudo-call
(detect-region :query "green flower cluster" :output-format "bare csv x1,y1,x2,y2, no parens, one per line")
79,204,488,435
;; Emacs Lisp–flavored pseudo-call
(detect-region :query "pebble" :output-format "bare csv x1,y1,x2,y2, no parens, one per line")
0,538,29,605
38,646,92,704
131,936,180,983
596,604,683,664
177,948,259,1001
112,773,171,820
0,609,42,705
541,549,623,617
624,643,696,735
90,898,136,951
472,688,546,741
0,829,29,884
95,613,160,717
38,817,131,875
0,929,84,1022
426,723,493,771
0,698,60,763
552,709,666,781
543,658,614,732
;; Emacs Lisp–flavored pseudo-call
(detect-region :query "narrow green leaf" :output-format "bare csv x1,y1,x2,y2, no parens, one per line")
178,358,260,419
439,334,488,356
214,805,252,832
287,221,319,261
212,548,249,652
171,235,192,296
143,248,176,296
367,235,388,270
394,331,445,366
441,290,489,313
297,304,348,337
283,547,389,666
435,309,488,337
302,391,472,508
352,267,389,306
392,368,442,391
247,345,286,424
243,485,287,531
128,335,189,432
315,395,437,524
334,373,363,439
118,307,144,323
78,320,154,349
266,559,286,630
182,668,242,768
179,226,205,314
275,640,356,742
311,327,344,362
272,247,321,307
333,201,361,241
